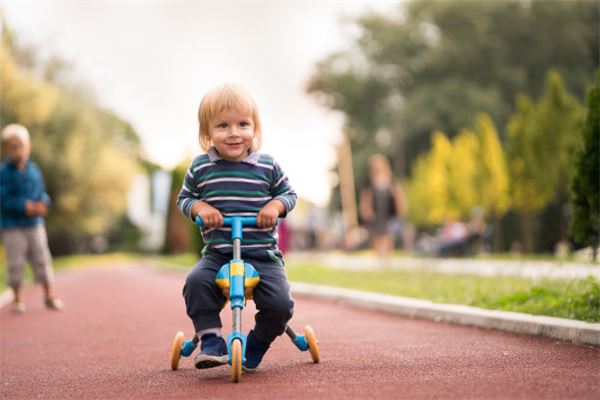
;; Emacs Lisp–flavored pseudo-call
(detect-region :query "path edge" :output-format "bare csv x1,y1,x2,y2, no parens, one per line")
290,282,600,346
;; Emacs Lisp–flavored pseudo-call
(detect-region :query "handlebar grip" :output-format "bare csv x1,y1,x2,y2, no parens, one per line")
195,216,259,228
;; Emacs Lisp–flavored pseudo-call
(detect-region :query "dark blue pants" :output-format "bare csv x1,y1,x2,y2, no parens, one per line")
183,251,294,344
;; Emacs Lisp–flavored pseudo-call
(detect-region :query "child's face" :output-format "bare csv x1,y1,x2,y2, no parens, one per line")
4,137,30,165
209,107,255,162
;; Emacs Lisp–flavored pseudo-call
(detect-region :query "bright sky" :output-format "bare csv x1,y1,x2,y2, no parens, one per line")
2,1,399,206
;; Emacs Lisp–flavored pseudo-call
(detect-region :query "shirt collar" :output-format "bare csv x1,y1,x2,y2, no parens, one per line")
207,146,259,165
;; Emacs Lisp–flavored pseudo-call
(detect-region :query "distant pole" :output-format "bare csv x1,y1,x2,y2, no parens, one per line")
338,129,358,230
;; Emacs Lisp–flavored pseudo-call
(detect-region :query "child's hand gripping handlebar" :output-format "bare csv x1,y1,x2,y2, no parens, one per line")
194,216,258,228
194,216,277,240
194,216,258,242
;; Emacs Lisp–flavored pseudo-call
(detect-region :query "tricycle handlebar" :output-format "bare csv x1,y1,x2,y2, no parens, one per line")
194,216,257,228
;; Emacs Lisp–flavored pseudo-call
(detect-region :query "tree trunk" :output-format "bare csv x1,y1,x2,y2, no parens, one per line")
492,214,503,252
520,211,535,253
338,132,358,230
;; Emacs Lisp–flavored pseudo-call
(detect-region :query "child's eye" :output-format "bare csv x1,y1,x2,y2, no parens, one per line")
240,121,251,127
217,122,228,128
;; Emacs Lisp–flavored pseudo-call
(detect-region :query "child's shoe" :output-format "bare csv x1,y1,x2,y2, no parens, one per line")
11,302,26,314
242,330,271,372
194,333,228,369
45,297,64,311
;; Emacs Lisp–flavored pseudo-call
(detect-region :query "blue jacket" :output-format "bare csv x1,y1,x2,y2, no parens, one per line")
0,159,50,229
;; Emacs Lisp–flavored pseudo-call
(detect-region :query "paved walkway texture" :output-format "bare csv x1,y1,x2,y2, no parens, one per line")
1,263,599,399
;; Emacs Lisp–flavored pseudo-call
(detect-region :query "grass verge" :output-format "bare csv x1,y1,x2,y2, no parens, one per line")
284,262,600,323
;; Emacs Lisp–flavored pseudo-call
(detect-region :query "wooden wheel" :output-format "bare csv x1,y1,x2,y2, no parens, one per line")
231,339,243,383
170,331,185,370
304,325,320,363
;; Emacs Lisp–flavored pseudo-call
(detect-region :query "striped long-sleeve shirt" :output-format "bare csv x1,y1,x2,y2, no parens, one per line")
177,147,297,256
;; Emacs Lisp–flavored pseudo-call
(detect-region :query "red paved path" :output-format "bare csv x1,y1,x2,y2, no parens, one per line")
1,264,599,399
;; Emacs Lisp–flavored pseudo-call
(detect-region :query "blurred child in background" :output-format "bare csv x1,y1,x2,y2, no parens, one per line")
1,124,64,313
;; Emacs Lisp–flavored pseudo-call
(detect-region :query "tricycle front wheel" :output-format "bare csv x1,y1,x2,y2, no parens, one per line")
231,339,243,383
304,325,320,363
169,331,185,370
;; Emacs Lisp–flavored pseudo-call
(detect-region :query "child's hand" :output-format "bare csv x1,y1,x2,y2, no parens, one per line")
257,200,284,228
24,201,47,217
24,200,37,217
192,201,223,228
35,201,48,217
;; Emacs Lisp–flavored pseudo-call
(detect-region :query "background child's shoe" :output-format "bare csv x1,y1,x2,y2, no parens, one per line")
194,333,228,369
243,330,271,372
11,302,26,314
45,297,64,311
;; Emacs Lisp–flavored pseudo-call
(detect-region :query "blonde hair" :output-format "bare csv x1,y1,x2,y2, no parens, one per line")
1,123,30,144
197,83,262,152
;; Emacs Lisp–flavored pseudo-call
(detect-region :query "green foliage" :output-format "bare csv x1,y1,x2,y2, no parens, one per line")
163,162,204,256
307,1,598,249
506,71,585,251
570,71,600,257
107,216,143,252
447,128,479,217
474,114,510,218
407,131,453,225
0,19,143,254
407,113,508,227
488,277,600,322
308,0,598,167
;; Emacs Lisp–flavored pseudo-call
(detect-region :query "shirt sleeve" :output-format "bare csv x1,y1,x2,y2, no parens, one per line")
271,160,297,217
176,162,201,221
32,163,51,205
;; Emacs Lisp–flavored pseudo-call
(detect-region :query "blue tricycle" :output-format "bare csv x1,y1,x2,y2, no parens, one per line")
169,216,320,382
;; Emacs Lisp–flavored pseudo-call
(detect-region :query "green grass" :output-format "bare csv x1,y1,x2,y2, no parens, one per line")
284,262,600,322
2,252,598,322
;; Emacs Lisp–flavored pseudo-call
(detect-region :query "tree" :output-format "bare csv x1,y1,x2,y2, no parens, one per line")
407,113,509,236
473,113,510,249
0,17,144,254
570,71,600,260
308,0,597,157
506,71,584,252
407,131,453,226
447,128,479,218
307,0,598,239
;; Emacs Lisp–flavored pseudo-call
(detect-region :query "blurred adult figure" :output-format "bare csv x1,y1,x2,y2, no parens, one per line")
359,154,406,260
